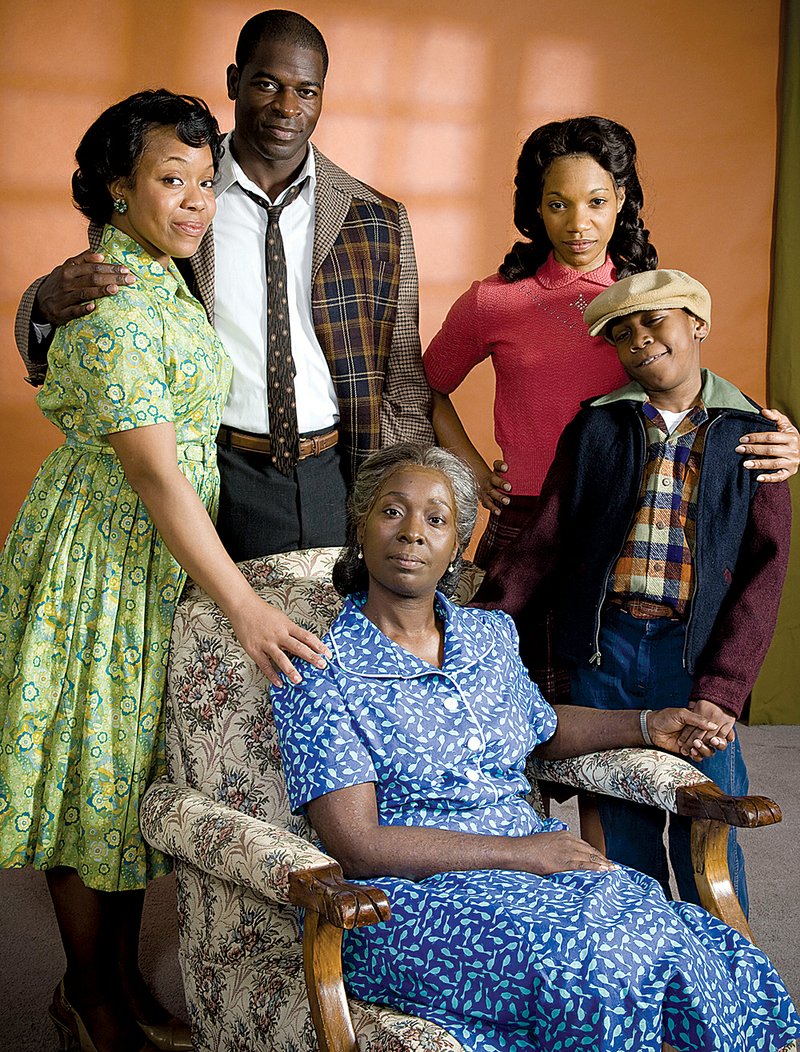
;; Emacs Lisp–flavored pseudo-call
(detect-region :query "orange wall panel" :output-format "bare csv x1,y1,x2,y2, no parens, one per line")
0,0,781,542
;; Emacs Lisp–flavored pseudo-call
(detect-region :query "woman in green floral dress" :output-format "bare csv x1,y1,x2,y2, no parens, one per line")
0,90,327,1052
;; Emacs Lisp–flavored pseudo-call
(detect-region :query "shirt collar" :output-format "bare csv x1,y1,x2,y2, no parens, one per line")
216,131,316,206
99,224,185,295
588,368,759,415
535,251,616,290
328,592,496,679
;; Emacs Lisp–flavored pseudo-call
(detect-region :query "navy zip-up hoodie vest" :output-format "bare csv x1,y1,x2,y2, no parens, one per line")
547,389,774,673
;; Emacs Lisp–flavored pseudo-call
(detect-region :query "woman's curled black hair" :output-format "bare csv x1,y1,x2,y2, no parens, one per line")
72,88,223,225
500,115,658,282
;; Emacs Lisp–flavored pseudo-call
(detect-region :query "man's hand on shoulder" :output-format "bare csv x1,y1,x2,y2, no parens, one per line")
34,251,136,326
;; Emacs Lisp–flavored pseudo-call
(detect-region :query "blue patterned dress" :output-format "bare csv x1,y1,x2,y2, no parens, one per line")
273,593,799,1052
0,226,232,892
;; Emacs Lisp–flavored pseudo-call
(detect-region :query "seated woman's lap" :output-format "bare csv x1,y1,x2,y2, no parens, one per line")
341,866,790,1052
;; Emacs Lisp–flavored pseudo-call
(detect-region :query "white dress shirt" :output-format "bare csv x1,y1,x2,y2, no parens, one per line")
214,138,339,435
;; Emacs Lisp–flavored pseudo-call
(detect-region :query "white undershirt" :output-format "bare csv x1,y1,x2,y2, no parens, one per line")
658,407,692,435
214,138,338,435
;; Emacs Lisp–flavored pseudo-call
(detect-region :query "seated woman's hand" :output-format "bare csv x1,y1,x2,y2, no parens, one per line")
647,708,729,760
229,594,330,687
517,831,617,875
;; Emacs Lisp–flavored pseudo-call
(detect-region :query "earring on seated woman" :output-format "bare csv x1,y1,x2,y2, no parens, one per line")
112,198,128,214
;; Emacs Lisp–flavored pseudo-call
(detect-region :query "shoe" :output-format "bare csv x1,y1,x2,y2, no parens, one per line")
136,1017,193,1051
48,981,82,1052
49,979,161,1052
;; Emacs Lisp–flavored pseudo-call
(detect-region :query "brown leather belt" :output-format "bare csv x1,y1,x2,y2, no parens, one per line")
608,596,682,621
217,426,339,459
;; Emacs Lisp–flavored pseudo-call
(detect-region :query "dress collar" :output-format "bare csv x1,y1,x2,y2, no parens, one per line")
535,251,616,291
329,592,497,679
100,225,186,295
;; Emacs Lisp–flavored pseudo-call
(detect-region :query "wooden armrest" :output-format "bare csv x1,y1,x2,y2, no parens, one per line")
676,783,781,944
289,863,391,930
675,781,782,827
291,865,391,1052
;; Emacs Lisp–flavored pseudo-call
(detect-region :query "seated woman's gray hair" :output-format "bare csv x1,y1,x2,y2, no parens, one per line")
332,442,478,598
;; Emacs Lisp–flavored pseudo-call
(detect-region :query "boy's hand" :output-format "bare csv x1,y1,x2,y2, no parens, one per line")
677,699,736,757
736,408,799,483
647,708,729,758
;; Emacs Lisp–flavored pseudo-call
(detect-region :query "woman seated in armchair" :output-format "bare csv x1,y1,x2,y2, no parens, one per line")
272,443,799,1052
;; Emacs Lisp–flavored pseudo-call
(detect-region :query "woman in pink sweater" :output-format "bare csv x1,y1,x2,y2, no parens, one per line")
424,116,798,576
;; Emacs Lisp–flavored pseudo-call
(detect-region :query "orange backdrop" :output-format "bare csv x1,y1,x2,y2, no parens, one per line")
0,0,781,546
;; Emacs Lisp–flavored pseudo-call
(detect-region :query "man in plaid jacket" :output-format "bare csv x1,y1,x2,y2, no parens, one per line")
14,10,433,561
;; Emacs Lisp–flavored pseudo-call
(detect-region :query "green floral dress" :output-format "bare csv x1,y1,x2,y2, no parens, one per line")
0,226,232,891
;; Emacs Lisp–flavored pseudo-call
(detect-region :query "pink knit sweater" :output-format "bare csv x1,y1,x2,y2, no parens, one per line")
423,253,627,496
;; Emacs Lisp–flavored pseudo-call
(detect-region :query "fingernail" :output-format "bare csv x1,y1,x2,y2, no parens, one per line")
503,483,512,491
291,672,301,684
743,461,755,468
735,445,746,452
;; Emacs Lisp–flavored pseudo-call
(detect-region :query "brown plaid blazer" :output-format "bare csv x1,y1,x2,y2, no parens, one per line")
15,146,433,481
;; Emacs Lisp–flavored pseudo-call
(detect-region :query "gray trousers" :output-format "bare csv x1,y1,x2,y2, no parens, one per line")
215,440,348,563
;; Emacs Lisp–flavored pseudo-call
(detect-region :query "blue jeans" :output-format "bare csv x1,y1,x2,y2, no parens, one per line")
569,606,749,916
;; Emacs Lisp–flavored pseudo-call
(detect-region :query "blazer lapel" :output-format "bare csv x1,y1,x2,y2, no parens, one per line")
311,146,351,279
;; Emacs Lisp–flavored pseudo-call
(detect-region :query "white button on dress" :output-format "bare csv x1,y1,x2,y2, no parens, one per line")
467,735,482,751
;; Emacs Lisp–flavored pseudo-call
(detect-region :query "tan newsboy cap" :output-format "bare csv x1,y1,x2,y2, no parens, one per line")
584,269,712,338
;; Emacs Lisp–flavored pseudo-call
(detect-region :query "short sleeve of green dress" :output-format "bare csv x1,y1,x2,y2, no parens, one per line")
0,225,232,891
50,283,175,436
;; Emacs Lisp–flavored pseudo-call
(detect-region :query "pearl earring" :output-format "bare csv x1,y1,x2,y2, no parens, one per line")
356,546,363,560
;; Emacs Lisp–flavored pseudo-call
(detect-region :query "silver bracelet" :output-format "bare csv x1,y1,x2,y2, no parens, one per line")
639,709,654,747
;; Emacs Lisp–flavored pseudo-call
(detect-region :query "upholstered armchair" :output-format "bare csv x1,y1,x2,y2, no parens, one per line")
139,548,782,1052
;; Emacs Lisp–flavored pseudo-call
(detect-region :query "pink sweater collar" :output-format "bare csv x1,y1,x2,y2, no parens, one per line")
535,251,616,290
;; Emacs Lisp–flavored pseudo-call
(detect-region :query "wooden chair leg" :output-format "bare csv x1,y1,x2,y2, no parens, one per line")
302,911,360,1052
690,817,752,941
577,791,606,854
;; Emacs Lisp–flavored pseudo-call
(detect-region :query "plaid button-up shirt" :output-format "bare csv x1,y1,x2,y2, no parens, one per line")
609,400,708,614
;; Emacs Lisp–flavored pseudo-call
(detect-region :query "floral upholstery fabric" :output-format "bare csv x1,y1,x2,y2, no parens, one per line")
140,547,720,1052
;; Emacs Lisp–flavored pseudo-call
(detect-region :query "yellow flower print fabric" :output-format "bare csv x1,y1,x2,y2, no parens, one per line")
0,226,231,891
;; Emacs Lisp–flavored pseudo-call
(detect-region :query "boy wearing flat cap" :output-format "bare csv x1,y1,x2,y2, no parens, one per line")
475,269,792,914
